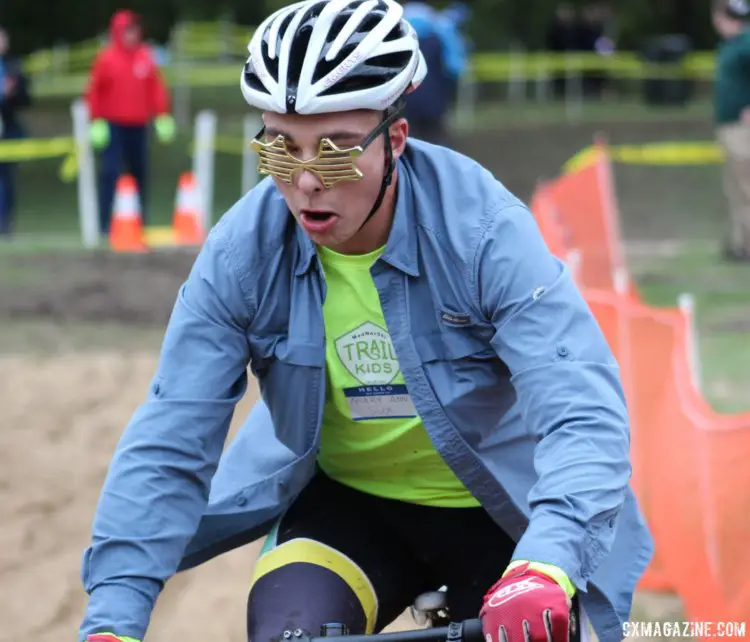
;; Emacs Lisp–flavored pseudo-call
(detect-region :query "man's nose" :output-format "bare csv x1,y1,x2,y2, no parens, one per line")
295,168,324,194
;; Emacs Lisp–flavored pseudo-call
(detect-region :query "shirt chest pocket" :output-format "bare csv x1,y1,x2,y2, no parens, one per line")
248,334,327,453
412,323,508,391
248,334,326,378
411,324,515,434
412,321,496,364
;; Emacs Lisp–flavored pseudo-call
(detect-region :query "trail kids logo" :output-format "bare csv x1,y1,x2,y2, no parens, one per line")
335,322,400,385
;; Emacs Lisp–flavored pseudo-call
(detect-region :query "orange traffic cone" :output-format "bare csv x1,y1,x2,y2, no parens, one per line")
172,172,205,246
109,174,147,253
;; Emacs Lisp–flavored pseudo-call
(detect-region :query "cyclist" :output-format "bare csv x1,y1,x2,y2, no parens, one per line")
79,2,653,642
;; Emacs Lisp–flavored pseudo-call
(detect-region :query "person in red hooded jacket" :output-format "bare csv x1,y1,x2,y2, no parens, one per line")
85,9,176,236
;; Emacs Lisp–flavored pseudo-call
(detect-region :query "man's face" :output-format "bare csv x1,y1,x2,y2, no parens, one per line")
122,24,141,48
259,109,407,250
713,10,742,36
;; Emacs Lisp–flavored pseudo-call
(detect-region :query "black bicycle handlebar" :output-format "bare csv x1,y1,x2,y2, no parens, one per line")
298,618,484,642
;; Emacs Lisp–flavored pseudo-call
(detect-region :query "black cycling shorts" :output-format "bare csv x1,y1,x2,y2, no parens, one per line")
246,471,585,642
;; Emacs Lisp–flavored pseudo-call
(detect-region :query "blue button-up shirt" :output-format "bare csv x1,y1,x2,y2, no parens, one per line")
79,139,653,642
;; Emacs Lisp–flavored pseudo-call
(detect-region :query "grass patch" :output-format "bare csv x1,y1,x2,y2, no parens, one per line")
629,241,750,414
0,319,166,355
456,97,713,130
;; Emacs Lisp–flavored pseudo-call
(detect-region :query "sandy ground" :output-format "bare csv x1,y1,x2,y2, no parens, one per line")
0,351,422,642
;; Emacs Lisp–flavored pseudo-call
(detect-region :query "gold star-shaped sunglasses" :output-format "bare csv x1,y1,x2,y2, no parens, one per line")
249,112,400,189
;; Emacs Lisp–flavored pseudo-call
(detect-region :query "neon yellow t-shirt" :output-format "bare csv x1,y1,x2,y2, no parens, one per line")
316,244,479,508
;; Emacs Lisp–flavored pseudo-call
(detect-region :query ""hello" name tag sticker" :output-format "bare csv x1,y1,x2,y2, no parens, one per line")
344,384,418,421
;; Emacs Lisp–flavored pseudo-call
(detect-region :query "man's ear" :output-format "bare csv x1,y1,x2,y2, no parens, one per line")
389,118,409,160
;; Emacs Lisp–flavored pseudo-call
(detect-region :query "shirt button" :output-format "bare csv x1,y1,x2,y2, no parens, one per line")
235,493,247,507
557,345,570,358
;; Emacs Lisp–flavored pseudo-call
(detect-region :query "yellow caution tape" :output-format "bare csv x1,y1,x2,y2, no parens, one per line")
212,136,247,155
189,137,250,156
24,47,721,98
564,141,724,173
59,150,79,182
0,136,74,161
0,133,247,183
563,146,602,174
0,137,78,181
610,142,723,165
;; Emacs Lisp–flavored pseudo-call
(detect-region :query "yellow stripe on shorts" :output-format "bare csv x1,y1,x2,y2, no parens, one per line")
250,537,378,634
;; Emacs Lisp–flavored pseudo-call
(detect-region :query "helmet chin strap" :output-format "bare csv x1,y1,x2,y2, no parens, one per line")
354,99,405,235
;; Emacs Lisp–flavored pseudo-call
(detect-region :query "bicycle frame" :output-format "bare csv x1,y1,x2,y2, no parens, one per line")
288,618,484,642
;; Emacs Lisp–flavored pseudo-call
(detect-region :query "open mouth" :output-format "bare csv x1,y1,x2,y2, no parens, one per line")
300,209,338,233
302,210,335,222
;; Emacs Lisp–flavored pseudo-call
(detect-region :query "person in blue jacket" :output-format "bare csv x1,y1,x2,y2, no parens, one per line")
77,3,653,642
0,26,31,237
402,0,468,145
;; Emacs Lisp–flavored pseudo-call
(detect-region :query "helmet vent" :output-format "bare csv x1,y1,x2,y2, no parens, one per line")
357,14,382,33
318,71,389,96
276,12,296,48
312,42,358,83
327,13,350,42
243,59,270,93
261,44,280,81
384,24,402,41
287,24,313,87
367,52,411,70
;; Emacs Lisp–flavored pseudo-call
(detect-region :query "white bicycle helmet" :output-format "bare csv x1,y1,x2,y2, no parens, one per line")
241,0,428,115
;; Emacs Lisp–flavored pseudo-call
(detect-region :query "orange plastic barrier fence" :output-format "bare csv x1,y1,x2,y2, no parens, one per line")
530,141,750,630
544,141,640,300
529,185,570,259
582,290,674,594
